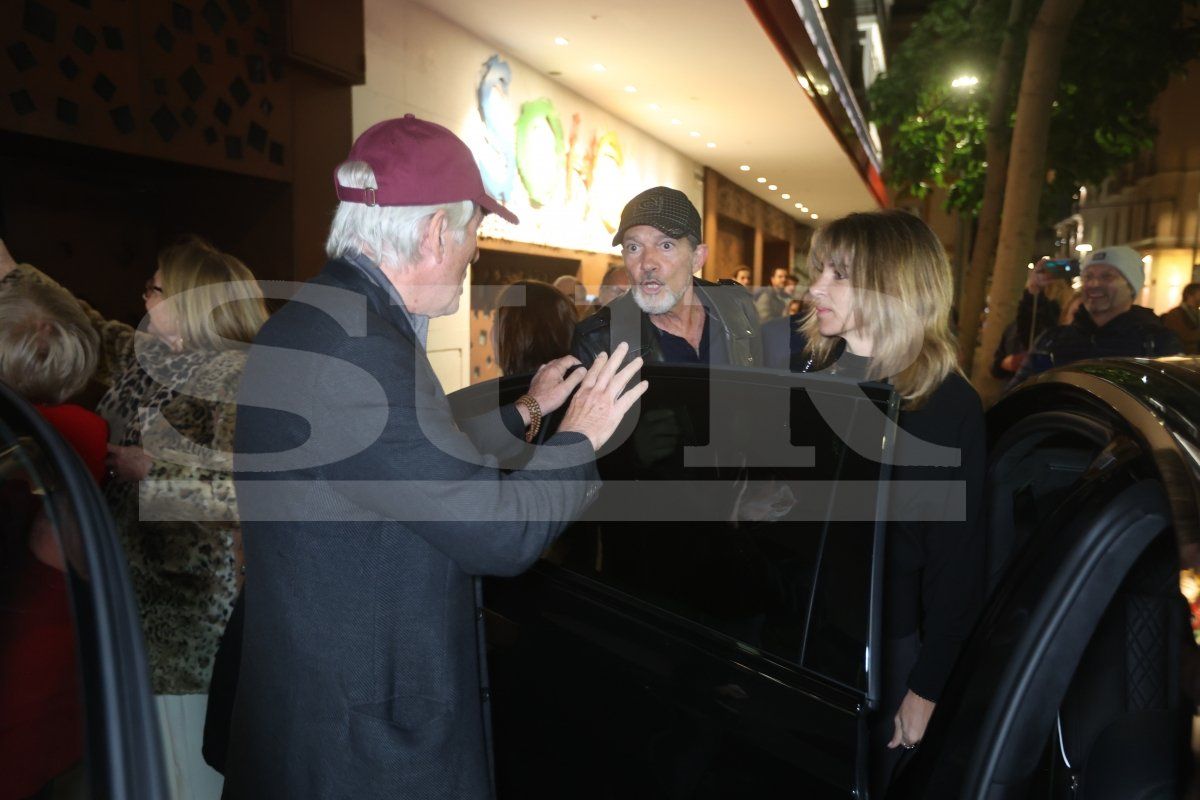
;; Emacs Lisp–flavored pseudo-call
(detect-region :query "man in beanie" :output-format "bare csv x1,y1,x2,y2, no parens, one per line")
572,186,761,367
1009,245,1181,387
225,115,645,799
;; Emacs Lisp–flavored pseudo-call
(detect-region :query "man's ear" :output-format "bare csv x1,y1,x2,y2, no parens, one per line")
691,242,709,274
420,209,449,262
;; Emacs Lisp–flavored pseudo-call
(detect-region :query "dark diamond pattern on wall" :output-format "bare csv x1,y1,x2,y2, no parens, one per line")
73,24,95,54
22,1,57,44
179,65,204,102
154,24,173,53
213,97,231,125
55,96,77,124
8,41,36,71
102,25,122,50
11,89,35,115
5,0,289,176
172,3,193,33
110,104,133,134
201,1,226,35
150,104,179,141
91,71,114,101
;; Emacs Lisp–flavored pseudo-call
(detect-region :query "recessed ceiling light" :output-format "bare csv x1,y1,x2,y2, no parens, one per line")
592,63,607,72
554,36,570,46
624,85,637,93
706,142,716,148
768,184,777,191
670,118,681,125
739,165,750,171
781,193,790,199
648,102,660,111
800,205,808,212
794,203,802,209
689,131,700,137
810,213,819,219
756,177,766,183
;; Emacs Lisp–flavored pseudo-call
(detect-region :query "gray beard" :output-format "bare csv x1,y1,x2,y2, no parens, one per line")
632,283,682,315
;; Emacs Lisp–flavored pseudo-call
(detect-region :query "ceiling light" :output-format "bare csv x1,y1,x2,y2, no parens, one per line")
554,36,569,46
592,63,606,72
624,85,637,93
800,205,808,212
818,0,829,7
689,131,700,137
794,203,802,209
810,213,819,220
756,177,766,184
1075,243,1093,253
739,164,750,171
767,184,777,191
951,75,980,89
670,118,681,125
648,102,660,111
706,142,717,149
781,193,790,200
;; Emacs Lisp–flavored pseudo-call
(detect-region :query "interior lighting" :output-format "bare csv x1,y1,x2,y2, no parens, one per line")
592,63,607,72
800,205,808,212
781,193,790,199
794,203,802,209
689,131,700,137
648,102,660,110
1075,243,1093,253
810,213,819,220
756,177,767,183
624,85,637,93
768,184,777,191
951,75,979,89
706,142,717,149
739,165,750,171
818,0,829,7
554,36,569,46
670,118,681,125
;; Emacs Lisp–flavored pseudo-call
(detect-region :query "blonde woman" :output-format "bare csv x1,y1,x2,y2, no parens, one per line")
0,236,267,800
797,211,986,793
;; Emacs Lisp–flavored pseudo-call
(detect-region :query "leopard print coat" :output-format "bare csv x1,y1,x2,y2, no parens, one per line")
5,264,245,694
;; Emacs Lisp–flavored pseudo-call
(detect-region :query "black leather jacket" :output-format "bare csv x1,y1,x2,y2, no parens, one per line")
571,277,762,368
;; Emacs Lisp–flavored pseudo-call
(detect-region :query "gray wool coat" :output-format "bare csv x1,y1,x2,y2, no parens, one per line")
223,258,599,799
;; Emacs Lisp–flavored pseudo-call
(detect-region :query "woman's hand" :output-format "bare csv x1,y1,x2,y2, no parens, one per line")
523,354,587,417
106,443,153,483
558,342,648,451
887,689,936,750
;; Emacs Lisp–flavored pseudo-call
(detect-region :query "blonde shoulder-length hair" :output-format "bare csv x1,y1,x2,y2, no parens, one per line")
158,237,268,351
799,210,961,408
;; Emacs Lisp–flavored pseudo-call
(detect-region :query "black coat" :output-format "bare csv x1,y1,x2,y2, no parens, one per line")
572,277,762,368
224,258,599,799
1009,305,1182,388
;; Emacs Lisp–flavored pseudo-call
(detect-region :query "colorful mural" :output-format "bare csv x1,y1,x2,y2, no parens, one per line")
468,54,628,250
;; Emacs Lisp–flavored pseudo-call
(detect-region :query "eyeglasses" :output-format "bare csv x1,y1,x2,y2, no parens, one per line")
143,281,164,300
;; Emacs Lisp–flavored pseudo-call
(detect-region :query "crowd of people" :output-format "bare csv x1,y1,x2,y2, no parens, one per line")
0,112,1194,800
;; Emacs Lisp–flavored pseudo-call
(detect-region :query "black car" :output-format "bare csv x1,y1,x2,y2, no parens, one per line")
448,358,1200,799
5,356,1199,798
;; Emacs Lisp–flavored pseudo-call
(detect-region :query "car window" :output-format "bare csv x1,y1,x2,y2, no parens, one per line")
0,385,165,799
542,366,896,692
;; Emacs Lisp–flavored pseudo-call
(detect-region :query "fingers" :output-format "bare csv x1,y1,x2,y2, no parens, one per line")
588,342,630,391
887,715,903,749
608,354,644,398
544,354,581,373
613,379,649,415
580,352,608,389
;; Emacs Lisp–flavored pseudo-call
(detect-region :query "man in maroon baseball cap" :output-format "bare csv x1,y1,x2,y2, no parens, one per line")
225,116,647,799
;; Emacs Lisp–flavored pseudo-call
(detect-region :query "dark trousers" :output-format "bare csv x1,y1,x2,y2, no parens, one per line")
869,633,920,799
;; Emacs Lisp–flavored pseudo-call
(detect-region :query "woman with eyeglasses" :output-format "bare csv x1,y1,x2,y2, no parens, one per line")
0,235,267,800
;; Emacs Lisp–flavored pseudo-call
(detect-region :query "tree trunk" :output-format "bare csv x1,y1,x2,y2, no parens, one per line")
970,0,1085,401
957,0,1025,374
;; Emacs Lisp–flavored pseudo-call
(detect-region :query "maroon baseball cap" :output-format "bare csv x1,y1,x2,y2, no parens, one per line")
333,114,519,224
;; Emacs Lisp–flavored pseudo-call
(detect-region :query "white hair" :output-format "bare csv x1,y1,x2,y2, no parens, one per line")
325,161,475,268
0,282,99,405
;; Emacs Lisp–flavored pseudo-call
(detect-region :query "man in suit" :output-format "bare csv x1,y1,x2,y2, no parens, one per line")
225,115,646,799
572,186,761,367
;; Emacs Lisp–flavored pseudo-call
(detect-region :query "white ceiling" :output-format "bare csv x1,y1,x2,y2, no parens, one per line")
420,0,881,224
